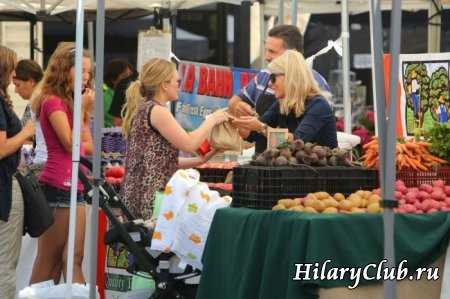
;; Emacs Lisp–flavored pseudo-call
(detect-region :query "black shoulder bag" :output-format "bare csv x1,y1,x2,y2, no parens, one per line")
14,170,54,237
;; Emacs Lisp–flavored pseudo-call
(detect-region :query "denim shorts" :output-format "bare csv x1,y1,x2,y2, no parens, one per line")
41,184,85,208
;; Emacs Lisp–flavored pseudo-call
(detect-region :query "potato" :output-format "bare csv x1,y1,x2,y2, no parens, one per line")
323,198,339,208
363,191,373,199
323,207,338,214
368,194,381,205
272,204,286,211
290,205,305,212
306,193,318,201
315,192,330,200
333,193,345,202
349,195,362,208
360,198,368,208
339,200,353,211
293,198,302,206
278,199,296,209
304,207,318,213
367,202,381,213
350,207,366,213
304,198,316,208
313,200,326,212
356,190,365,197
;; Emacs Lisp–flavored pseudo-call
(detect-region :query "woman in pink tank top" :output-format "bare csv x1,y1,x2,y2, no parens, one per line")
29,42,93,285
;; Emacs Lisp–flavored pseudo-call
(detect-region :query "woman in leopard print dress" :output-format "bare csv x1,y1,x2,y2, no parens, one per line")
120,58,228,220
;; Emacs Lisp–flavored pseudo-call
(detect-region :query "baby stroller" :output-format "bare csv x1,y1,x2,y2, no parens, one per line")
78,157,201,299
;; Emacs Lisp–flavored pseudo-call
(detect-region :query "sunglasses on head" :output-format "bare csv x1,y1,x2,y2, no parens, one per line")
269,73,284,84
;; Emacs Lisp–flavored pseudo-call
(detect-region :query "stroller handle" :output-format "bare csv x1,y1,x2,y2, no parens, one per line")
78,156,135,221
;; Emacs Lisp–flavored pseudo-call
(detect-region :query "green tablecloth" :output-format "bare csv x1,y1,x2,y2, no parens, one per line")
197,208,450,299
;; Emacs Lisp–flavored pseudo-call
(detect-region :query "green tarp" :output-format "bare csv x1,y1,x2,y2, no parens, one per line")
197,208,450,299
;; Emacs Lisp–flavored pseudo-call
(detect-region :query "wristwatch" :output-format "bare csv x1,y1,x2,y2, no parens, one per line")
259,123,268,136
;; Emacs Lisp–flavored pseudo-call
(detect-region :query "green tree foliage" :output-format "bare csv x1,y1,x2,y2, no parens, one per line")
403,63,430,115
429,67,449,121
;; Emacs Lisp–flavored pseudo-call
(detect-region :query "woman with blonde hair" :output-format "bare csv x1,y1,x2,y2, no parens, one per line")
121,58,228,220
29,42,93,285
0,46,35,299
234,49,337,149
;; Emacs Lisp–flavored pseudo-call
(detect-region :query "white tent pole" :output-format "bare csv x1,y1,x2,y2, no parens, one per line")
278,0,284,24
383,0,402,297
89,0,105,299
369,0,386,211
291,0,298,25
89,0,105,298
66,0,84,297
341,0,351,134
427,1,441,53
88,21,95,60
260,2,266,68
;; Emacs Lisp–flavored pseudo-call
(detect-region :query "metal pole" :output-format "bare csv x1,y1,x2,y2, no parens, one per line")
341,0,351,134
29,20,35,60
89,0,105,298
66,0,84,297
278,0,284,24
260,3,266,68
427,1,441,53
291,0,298,26
88,21,95,61
368,0,386,190
383,1,402,297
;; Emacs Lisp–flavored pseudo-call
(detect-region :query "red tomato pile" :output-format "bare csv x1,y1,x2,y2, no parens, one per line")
104,166,125,185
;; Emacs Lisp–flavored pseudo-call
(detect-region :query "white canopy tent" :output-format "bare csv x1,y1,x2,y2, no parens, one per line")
263,0,450,15
0,0,245,15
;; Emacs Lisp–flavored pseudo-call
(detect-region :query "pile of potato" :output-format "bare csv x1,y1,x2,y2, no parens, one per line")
251,139,352,167
272,190,382,214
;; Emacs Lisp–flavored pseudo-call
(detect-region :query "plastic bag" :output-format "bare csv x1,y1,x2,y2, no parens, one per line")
18,281,99,299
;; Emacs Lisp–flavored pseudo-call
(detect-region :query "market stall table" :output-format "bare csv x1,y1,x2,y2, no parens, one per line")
197,208,450,299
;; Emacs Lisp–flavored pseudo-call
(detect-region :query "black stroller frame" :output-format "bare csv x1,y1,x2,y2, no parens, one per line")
78,158,200,299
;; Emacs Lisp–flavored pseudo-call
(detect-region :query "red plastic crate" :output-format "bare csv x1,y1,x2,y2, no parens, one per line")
396,166,450,187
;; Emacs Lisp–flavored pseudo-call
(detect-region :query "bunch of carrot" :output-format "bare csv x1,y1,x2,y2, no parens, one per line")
362,138,447,171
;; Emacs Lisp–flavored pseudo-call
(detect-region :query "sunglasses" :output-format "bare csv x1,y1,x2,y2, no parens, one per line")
166,79,182,86
269,73,284,84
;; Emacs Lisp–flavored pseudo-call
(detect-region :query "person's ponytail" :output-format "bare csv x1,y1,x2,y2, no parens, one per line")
122,80,143,138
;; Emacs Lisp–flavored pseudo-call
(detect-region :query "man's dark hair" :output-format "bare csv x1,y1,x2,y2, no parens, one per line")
104,59,132,88
268,25,304,53
14,59,43,82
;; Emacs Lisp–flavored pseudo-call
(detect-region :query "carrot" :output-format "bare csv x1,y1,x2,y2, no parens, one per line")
363,139,378,150
427,155,447,164
416,163,429,171
404,142,420,151
416,141,431,147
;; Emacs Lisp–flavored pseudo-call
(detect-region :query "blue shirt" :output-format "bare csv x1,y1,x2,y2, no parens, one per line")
249,96,338,150
238,69,330,108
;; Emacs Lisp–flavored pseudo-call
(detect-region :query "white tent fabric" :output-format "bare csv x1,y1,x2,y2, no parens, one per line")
0,0,245,15
263,0,450,15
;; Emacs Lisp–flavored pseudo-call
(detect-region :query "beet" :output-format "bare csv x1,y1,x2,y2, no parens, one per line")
304,142,314,154
295,150,307,163
279,147,292,159
317,157,328,166
328,156,338,166
274,156,289,166
309,152,319,165
289,157,298,165
312,145,326,159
